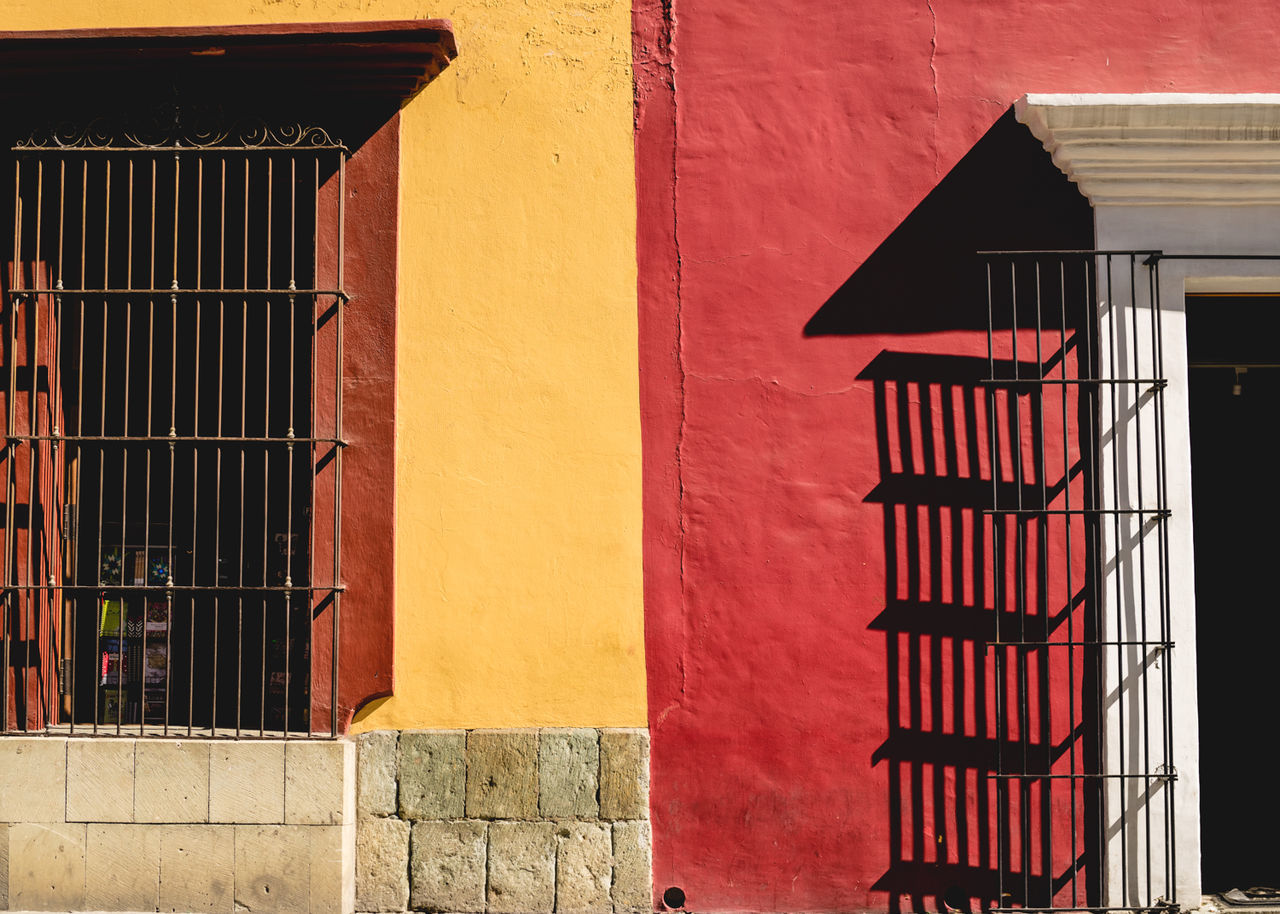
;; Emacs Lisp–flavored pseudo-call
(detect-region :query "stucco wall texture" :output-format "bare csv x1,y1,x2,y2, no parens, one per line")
1,0,645,732
634,1,1280,912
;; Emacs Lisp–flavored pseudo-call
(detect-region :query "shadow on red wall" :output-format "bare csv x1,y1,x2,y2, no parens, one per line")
808,110,1103,913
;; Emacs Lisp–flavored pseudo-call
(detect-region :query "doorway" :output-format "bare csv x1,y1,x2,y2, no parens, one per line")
1187,294,1280,894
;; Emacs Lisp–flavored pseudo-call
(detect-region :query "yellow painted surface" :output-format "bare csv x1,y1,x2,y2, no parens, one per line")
7,0,646,729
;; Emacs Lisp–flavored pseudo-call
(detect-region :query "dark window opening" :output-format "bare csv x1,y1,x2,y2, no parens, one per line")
0,105,347,736
1187,293,1280,894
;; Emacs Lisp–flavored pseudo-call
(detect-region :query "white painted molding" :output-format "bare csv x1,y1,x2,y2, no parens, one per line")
1015,93,1280,205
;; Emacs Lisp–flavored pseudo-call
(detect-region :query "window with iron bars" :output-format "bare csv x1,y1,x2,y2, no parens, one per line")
0,103,347,737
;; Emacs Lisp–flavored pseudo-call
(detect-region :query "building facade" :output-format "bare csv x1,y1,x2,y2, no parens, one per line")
3,0,1280,912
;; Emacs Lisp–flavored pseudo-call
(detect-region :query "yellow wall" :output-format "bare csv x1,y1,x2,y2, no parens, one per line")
6,0,646,730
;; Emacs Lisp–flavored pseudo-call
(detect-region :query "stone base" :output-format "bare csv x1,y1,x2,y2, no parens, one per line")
0,736,355,913
355,728,652,914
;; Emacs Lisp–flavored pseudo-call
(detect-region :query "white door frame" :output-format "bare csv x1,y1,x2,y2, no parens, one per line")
1018,95,1280,910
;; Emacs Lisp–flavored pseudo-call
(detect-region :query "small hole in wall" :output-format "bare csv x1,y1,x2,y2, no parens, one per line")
942,886,970,913
663,886,687,910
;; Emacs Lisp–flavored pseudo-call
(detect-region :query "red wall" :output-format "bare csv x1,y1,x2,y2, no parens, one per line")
633,2,1280,911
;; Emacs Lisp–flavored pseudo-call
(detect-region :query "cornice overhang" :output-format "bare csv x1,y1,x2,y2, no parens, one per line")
1016,93,1280,206
0,21,458,109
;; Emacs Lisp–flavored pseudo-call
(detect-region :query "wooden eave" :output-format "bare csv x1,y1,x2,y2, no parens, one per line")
0,20,458,106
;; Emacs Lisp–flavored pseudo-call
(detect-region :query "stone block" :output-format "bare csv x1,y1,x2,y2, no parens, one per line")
0,737,66,822
465,729,538,820
600,729,650,821
307,824,352,914
409,819,486,913
0,823,9,910
136,740,210,823
611,820,653,913
158,825,234,913
209,741,285,824
85,823,161,911
356,815,410,912
539,729,599,818
67,738,136,823
555,822,612,914
357,730,399,818
234,825,312,913
399,730,465,820
487,821,555,914
7,822,87,911
285,739,350,825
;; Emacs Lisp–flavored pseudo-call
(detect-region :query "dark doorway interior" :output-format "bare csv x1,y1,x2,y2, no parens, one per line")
1187,294,1280,893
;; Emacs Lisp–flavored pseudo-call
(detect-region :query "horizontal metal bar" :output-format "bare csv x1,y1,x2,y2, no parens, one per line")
979,249,1163,256
11,434,345,445
13,145,348,154
987,640,1175,648
988,901,1177,906
1154,253,1280,261
981,378,1167,388
984,508,1171,517
987,772,1177,781
2,584,344,593
8,288,346,298
30,727,340,741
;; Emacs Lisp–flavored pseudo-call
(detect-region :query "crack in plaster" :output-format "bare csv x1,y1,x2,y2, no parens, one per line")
926,0,940,177
684,372,873,399
668,0,690,711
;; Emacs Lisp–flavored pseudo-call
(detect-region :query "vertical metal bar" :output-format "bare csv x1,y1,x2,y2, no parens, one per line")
189,156,203,737
1033,260,1052,906
1083,256,1105,906
56,152,69,732
94,157,108,735
1148,258,1175,904
1,158,16,733
285,153,296,736
260,156,272,737
213,155,226,736
986,259,1004,909
55,157,67,732
1058,258,1079,907
309,154,318,738
141,155,156,737
74,157,87,734
332,152,346,736
115,158,133,736
1104,254,1128,904
1009,260,1032,905
27,158,43,729
1125,255,1153,905
2,158,18,732
165,150,179,736
237,155,248,739
1157,259,1172,901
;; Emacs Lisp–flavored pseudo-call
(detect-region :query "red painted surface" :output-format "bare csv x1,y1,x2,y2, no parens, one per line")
633,2,1280,910
314,114,401,733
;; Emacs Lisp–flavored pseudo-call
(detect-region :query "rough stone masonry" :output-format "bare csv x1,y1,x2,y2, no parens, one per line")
355,727,652,914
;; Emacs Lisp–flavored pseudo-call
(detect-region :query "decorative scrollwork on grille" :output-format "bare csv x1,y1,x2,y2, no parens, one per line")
14,103,345,152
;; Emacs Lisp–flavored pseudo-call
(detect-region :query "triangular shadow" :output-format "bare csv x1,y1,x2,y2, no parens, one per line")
804,108,1093,336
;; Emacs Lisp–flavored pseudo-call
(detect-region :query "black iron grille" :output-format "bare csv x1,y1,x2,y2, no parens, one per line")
0,107,347,737
984,252,1176,912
